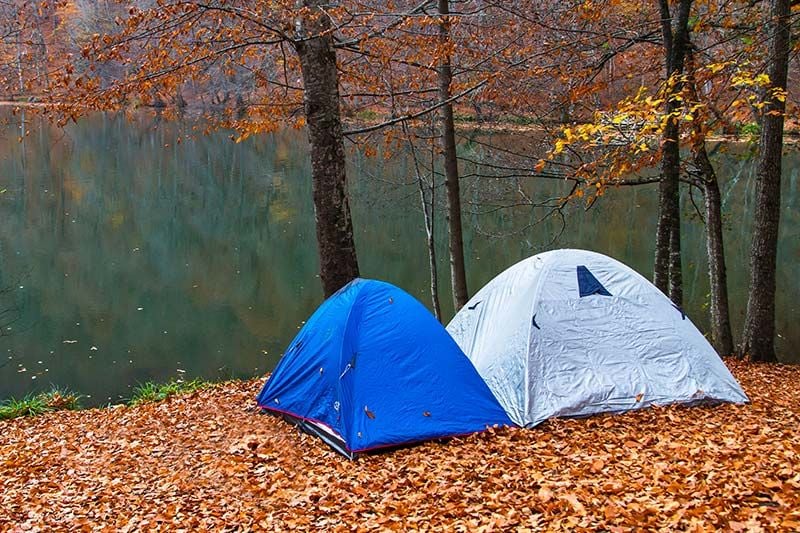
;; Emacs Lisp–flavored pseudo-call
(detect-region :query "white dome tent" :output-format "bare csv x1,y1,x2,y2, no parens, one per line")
447,249,748,428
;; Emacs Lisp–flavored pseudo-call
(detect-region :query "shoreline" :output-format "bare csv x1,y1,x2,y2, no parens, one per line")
1,102,798,142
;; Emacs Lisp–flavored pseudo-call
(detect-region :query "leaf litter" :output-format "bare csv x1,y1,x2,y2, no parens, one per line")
0,360,798,531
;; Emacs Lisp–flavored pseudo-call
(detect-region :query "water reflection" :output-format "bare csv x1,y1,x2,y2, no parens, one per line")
0,114,797,403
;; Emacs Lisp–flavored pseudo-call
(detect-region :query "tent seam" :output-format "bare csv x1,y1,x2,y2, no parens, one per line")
337,280,366,447
523,254,552,425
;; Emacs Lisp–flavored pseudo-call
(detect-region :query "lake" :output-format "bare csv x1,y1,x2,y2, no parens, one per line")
0,113,797,404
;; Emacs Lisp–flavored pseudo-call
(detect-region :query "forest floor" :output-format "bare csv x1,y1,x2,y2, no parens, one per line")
1,360,798,531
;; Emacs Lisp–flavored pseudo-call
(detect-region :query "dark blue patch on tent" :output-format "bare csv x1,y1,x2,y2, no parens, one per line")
256,278,511,458
577,265,612,297
672,303,686,320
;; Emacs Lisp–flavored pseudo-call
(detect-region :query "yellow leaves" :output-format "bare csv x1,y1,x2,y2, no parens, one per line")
611,114,628,125
770,87,788,103
753,73,771,86
553,123,608,156
732,70,771,89
706,62,728,75
233,131,251,143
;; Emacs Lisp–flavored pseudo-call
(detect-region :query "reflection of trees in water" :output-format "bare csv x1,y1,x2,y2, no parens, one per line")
0,286,21,340
0,115,797,401
352,131,799,359
0,115,324,401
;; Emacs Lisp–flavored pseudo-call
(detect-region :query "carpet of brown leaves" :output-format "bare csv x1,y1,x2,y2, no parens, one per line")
1,360,798,531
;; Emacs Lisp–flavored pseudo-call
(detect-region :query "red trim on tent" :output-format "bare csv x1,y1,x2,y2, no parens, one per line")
351,425,504,454
259,405,352,451
259,404,507,456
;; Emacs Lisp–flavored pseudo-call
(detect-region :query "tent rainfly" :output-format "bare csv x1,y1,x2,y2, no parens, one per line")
447,249,749,428
257,278,511,458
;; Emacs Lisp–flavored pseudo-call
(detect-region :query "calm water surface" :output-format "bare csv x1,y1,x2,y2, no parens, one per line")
0,114,797,403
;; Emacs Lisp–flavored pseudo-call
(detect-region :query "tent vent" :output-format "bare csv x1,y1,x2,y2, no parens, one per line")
576,266,612,297
531,314,540,330
672,303,686,320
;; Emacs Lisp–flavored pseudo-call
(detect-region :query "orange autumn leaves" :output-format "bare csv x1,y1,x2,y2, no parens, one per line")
1,359,799,530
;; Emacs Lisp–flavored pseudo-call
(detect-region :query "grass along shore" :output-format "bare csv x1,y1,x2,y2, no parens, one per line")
1,359,798,530
0,388,82,420
0,379,213,420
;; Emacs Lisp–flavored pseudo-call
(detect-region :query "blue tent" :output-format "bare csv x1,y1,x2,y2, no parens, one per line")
257,278,511,458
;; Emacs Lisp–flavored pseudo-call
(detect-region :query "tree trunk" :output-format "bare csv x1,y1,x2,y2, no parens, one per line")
667,182,683,305
421,147,443,321
404,120,443,320
33,22,49,92
685,48,734,356
438,0,469,311
653,0,692,306
418,166,442,321
695,146,734,356
739,0,790,363
15,7,25,100
293,1,360,297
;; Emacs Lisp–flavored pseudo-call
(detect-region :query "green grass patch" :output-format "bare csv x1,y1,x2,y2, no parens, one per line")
506,114,537,126
453,112,478,123
129,378,211,407
354,109,380,121
739,122,760,140
0,388,82,420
